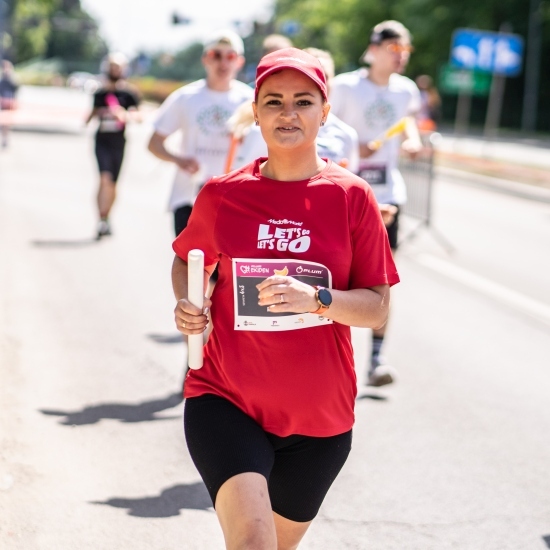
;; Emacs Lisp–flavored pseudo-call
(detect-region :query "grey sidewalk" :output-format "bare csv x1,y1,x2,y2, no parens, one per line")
434,130,550,191
437,131,550,171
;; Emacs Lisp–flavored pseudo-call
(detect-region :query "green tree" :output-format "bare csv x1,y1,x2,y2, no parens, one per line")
46,3,107,68
147,42,205,82
10,0,54,62
273,0,550,131
8,0,107,69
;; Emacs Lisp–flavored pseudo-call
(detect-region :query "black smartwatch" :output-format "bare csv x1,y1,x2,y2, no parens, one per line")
312,286,332,315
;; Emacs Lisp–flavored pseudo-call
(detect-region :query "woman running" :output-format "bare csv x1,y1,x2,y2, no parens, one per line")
171,48,399,549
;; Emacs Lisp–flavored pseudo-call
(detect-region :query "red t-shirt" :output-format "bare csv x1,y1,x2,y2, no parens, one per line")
173,159,399,437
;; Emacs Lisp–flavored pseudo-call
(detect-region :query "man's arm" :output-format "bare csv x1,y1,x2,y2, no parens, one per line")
401,116,422,156
147,131,200,173
85,107,100,125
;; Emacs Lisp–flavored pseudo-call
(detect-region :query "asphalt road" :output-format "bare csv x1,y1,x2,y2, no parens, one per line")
1,89,549,549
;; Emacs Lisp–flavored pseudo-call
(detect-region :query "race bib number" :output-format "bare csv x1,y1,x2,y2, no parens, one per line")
232,258,333,331
99,118,123,132
358,162,387,185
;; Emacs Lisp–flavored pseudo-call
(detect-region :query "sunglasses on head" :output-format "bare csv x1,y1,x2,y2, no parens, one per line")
206,49,238,61
385,43,414,54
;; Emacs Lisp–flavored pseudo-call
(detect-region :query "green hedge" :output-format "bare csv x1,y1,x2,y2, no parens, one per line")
128,77,186,103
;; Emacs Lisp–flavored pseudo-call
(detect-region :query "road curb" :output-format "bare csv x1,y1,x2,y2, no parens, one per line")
435,166,550,204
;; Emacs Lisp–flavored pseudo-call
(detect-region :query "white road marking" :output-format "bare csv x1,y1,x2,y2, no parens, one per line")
414,253,550,326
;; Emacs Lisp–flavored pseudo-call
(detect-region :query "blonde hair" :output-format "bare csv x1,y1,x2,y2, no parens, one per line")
303,48,334,81
262,34,293,55
227,100,255,139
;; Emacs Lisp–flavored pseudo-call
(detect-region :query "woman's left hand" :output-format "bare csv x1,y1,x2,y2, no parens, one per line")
256,276,318,314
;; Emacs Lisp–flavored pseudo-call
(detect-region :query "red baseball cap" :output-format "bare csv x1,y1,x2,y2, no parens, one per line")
255,48,328,101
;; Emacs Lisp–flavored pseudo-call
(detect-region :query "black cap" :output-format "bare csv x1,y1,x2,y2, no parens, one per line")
361,22,411,63
369,27,403,45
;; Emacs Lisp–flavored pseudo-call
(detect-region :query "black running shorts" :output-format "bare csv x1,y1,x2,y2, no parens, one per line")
174,204,218,281
385,204,400,250
184,394,352,523
174,204,193,236
95,138,125,182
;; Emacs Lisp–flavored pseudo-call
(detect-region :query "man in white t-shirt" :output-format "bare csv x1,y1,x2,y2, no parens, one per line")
148,30,253,236
330,20,422,387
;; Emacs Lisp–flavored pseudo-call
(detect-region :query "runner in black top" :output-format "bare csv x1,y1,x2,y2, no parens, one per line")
85,53,140,239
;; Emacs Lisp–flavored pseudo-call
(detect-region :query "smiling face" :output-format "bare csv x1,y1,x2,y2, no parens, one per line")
253,69,330,154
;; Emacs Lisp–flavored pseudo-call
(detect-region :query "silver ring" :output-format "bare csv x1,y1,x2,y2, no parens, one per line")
182,321,186,328
280,293,284,303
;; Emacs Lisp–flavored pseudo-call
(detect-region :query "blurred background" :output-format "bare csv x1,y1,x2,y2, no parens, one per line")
1,0,549,132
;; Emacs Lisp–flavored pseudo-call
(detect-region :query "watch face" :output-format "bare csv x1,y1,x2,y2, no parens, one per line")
318,288,332,307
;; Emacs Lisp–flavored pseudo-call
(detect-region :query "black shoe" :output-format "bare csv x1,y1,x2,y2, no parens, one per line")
367,365,397,387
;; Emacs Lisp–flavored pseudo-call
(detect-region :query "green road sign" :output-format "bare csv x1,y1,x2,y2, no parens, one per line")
439,64,492,96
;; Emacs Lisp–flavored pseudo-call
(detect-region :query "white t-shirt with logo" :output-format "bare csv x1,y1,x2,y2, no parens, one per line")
330,69,421,204
153,79,253,211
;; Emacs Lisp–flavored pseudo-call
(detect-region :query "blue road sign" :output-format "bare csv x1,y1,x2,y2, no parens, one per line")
280,20,301,37
450,28,523,76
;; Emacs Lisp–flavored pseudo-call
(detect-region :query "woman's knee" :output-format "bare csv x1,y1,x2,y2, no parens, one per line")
216,473,277,550
99,172,116,187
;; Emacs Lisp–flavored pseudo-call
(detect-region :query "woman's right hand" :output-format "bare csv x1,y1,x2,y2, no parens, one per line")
174,297,212,335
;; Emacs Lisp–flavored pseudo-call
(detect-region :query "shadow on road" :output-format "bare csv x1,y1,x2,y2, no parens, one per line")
13,127,83,136
356,391,389,401
31,238,98,248
147,333,184,344
543,535,550,548
91,481,213,517
39,392,183,425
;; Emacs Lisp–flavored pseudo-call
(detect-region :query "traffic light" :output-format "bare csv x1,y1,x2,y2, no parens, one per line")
172,12,191,25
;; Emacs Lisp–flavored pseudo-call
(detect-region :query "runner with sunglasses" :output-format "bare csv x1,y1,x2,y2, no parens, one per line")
148,30,252,390
330,20,422,387
171,47,398,550
148,30,253,238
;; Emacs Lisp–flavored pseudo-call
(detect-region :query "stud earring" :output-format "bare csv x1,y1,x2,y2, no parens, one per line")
320,120,325,126
254,119,259,126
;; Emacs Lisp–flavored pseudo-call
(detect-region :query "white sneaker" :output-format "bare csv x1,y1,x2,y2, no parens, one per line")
96,220,112,240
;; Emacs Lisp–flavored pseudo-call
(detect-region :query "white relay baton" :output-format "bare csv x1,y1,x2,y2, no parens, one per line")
187,249,205,370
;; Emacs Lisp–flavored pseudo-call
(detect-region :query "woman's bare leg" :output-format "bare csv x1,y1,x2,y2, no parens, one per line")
273,511,312,550
215,472,277,550
97,171,116,219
